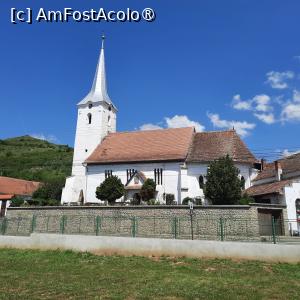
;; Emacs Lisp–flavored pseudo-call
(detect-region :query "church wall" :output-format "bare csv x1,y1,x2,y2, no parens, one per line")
85,162,182,203
83,162,256,205
183,163,255,203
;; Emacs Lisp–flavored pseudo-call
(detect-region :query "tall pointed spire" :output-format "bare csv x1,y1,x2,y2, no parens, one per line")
78,35,115,108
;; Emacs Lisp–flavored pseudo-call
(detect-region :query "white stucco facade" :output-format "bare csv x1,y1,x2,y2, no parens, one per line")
62,160,256,205
284,182,300,232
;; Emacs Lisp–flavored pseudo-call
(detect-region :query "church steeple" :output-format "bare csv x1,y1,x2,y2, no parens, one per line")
78,35,116,109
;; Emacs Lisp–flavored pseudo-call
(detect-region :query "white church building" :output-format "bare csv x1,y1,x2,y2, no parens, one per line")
61,36,259,205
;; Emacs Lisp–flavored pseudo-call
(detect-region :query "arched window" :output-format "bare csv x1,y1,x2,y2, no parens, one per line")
87,113,92,124
199,175,204,189
108,115,111,126
240,176,245,190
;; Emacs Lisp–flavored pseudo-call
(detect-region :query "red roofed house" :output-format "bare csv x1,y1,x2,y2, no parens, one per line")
61,37,259,205
0,176,41,217
246,154,300,233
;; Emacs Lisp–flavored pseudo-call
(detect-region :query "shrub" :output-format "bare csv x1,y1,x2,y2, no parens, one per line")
140,179,156,202
165,194,175,205
239,193,254,205
96,176,125,205
10,196,24,207
195,197,202,205
182,197,193,205
148,199,160,205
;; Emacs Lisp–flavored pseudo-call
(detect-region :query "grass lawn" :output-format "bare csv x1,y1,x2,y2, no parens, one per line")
0,249,299,299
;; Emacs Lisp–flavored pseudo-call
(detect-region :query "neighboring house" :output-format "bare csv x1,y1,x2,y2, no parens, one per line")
246,154,300,232
61,37,258,205
0,176,41,216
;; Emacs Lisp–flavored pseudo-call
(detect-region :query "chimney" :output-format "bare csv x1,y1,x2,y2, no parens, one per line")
261,159,266,171
275,161,282,181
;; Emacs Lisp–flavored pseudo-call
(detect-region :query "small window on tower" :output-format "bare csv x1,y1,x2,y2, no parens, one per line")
108,105,112,111
87,113,92,124
88,103,93,109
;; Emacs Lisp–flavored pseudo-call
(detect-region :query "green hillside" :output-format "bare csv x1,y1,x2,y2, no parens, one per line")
0,135,73,182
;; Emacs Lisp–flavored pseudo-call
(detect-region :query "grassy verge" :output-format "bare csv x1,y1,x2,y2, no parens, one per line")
0,249,299,299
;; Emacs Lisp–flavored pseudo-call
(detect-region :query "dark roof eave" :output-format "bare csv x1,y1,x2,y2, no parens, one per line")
248,191,281,197
86,158,186,166
186,159,256,164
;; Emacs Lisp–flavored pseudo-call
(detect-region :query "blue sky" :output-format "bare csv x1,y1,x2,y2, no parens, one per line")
0,1,300,160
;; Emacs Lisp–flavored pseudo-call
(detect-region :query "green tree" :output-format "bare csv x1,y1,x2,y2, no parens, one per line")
31,178,65,206
96,176,125,205
204,155,242,205
140,179,156,202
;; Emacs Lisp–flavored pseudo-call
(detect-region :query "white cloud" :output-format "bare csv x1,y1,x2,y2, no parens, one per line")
281,103,300,122
165,115,205,132
207,113,256,137
30,134,59,143
139,123,163,131
253,94,272,112
282,149,300,157
139,115,205,132
232,94,252,111
293,90,300,102
232,94,274,124
232,94,272,112
254,113,276,124
266,71,294,89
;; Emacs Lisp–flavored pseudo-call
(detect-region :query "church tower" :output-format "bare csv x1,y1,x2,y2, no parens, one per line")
72,35,117,176
61,36,117,203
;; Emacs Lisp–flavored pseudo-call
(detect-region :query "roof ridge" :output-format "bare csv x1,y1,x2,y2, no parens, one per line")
108,127,194,136
195,129,235,135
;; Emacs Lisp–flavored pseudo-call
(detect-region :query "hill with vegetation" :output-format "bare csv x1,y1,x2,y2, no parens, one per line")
0,135,73,183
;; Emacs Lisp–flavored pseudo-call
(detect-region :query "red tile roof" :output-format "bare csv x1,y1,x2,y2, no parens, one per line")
0,176,41,196
86,127,195,164
0,194,14,200
187,130,257,163
254,153,300,182
246,179,293,196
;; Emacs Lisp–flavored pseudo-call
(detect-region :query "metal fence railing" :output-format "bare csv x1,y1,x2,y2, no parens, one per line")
1,215,299,244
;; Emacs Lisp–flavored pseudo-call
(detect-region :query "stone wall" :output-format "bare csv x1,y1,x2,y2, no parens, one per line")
4,204,287,241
